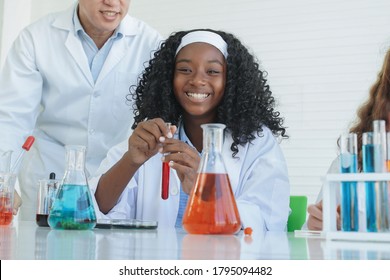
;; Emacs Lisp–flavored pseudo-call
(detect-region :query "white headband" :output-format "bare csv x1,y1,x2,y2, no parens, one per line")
175,31,228,58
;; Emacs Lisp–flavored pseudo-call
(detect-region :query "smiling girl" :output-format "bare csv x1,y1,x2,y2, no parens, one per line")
92,29,290,232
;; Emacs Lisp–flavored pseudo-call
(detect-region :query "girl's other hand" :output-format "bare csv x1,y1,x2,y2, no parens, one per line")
160,139,200,194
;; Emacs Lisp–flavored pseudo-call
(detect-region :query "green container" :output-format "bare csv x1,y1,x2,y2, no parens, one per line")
287,196,308,232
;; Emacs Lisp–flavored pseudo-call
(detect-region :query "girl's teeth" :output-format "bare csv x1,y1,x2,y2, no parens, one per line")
187,93,209,99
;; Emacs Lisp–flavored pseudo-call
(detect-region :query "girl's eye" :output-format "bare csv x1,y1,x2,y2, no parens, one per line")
208,69,221,74
176,68,191,73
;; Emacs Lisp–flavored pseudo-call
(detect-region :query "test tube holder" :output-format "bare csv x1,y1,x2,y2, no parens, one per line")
323,173,390,242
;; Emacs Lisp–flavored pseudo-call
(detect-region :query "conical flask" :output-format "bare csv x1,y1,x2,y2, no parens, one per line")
48,145,96,230
182,123,241,234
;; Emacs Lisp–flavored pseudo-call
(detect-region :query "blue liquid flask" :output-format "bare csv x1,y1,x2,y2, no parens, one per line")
340,133,358,232
362,132,376,232
48,145,96,230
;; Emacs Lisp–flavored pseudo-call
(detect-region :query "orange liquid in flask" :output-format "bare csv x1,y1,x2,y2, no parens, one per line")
182,173,241,234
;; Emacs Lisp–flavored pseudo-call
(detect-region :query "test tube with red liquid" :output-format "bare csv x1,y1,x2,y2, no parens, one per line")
161,123,171,200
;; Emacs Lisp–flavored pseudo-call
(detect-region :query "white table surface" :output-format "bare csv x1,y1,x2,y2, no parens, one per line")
1,221,390,260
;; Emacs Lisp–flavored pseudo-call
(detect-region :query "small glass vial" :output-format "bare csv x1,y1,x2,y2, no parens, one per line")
36,173,59,227
48,145,96,230
182,123,241,234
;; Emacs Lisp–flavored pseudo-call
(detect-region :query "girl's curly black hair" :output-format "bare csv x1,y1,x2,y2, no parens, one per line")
128,28,287,157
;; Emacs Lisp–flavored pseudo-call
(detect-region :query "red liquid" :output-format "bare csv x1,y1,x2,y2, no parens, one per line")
0,212,12,226
161,162,170,200
36,214,49,227
182,173,241,234
0,196,13,226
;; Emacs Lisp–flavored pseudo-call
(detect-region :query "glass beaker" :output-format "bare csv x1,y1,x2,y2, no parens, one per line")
182,123,241,234
0,173,16,226
48,145,96,230
36,173,59,227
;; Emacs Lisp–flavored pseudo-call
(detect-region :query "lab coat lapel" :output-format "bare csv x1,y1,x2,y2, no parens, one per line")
52,5,94,86
95,38,127,85
64,33,94,86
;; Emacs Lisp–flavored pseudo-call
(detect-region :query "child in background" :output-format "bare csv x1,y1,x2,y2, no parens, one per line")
306,48,390,230
91,29,290,232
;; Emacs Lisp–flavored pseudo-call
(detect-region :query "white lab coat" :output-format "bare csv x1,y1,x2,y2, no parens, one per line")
0,4,162,220
89,126,290,233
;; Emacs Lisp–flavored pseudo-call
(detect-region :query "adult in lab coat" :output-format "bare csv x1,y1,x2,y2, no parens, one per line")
92,29,290,232
0,0,162,221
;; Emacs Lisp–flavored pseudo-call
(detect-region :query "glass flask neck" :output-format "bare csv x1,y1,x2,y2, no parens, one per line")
65,145,86,171
201,123,226,154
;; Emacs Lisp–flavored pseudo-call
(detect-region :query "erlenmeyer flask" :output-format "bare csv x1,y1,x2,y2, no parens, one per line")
48,145,96,230
182,123,241,234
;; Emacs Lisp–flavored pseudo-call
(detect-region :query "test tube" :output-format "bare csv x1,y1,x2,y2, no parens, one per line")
387,132,390,228
161,123,171,200
373,120,390,232
386,132,390,172
340,133,358,232
362,132,376,232
10,136,35,173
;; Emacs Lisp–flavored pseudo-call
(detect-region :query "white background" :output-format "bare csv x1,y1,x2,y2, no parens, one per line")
1,0,390,205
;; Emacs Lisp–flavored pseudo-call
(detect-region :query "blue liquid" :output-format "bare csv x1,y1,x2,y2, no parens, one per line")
48,184,96,230
363,144,377,232
340,153,358,232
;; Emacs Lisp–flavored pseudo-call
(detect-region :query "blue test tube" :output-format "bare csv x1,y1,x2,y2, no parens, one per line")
362,132,376,232
340,133,358,232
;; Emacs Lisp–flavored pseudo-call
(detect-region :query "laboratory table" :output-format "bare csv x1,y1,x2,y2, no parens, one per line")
1,221,390,260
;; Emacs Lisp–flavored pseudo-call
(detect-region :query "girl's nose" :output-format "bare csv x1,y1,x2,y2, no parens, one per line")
190,72,206,86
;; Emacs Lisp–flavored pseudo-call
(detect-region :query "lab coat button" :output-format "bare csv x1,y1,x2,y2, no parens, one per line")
89,129,95,135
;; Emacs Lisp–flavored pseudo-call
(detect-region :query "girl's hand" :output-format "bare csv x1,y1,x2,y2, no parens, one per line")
160,139,200,194
126,118,175,167
307,200,341,230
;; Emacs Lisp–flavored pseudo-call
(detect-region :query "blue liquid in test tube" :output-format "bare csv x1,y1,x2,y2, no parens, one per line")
362,132,376,232
340,133,358,232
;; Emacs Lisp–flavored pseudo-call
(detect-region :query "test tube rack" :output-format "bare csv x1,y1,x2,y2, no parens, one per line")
323,173,390,242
